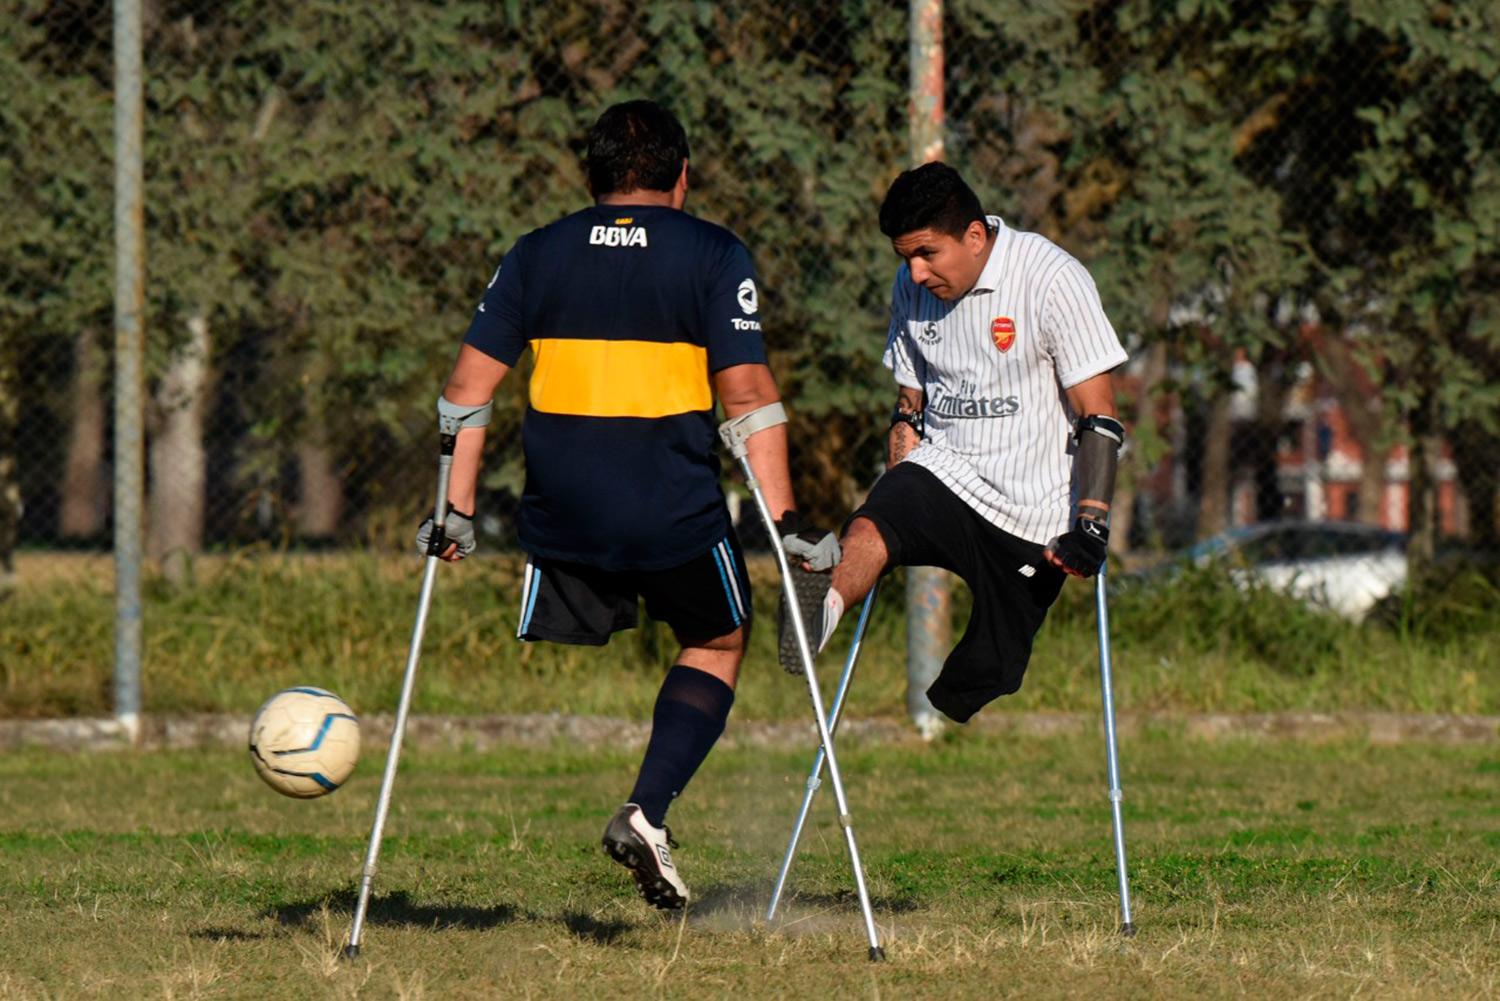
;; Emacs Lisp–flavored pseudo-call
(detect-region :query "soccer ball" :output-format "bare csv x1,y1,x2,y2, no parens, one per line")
248,687,360,798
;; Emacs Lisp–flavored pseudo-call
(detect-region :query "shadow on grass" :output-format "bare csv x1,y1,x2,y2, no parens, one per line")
263,883,880,945
560,911,633,944
265,887,518,932
189,927,269,941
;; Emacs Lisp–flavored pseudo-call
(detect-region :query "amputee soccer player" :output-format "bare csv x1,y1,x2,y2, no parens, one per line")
780,162,1127,723
419,101,838,910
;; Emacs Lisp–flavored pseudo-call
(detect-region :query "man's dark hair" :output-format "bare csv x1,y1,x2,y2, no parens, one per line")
878,162,986,240
586,100,690,197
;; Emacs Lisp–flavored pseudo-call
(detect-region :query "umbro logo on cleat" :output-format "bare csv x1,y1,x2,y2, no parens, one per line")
603,804,689,909
1017,564,1036,578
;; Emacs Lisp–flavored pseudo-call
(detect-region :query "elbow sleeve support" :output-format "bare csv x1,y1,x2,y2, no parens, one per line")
1072,415,1125,521
437,395,493,436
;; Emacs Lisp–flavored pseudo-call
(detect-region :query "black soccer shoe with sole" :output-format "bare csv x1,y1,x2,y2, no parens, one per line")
777,564,830,675
602,803,689,910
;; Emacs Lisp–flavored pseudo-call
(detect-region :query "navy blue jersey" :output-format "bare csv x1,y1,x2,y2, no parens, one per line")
464,204,767,571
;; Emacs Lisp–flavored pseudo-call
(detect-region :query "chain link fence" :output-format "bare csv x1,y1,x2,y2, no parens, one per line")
5,1,1498,620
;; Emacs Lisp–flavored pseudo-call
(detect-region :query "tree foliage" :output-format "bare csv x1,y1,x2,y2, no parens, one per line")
2,0,1495,550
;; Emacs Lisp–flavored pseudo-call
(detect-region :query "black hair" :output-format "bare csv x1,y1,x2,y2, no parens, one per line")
878,162,986,240
585,100,690,197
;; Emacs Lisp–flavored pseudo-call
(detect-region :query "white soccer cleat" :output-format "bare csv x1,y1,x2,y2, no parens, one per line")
602,803,689,910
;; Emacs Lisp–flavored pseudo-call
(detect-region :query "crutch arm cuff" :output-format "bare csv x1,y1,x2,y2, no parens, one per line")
437,395,493,436
717,402,787,457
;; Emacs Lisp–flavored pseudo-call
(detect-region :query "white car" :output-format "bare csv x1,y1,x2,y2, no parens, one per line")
1181,521,1408,620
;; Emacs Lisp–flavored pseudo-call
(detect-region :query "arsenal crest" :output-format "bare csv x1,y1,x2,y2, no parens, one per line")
991,316,1016,352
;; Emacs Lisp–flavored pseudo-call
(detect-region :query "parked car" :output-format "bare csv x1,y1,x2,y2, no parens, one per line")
1171,520,1408,620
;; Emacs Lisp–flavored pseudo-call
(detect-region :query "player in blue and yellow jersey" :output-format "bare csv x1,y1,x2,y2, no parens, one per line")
417,101,838,910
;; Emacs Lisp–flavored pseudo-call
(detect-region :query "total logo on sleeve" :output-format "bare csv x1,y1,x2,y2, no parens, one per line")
731,279,761,330
736,278,758,314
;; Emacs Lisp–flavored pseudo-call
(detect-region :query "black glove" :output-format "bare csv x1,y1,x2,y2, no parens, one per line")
415,504,476,558
774,510,841,572
1047,517,1108,577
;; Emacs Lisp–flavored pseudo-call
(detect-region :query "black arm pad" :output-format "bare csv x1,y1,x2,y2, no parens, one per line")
1072,415,1125,520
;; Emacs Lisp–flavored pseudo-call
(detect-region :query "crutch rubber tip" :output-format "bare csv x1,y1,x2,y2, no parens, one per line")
869,946,887,962
1120,923,1136,938
340,944,361,961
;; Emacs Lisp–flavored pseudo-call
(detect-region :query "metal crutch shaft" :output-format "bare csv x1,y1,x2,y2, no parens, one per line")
766,584,878,922
737,456,883,961
1095,564,1136,936
717,405,882,959
343,432,458,959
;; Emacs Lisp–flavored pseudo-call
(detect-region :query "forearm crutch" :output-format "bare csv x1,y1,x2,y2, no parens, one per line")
1095,564,1136,936
345,400,489,959
765,584,878,922
718,404,885,962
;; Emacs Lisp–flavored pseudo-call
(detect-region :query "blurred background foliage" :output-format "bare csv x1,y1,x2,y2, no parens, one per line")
2,0,1497,578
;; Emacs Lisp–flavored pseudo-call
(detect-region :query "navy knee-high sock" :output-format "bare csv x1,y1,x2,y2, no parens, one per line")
628,666,735,827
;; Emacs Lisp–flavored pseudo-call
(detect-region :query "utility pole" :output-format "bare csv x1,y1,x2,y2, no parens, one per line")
906,0,949,739
113,0,145,745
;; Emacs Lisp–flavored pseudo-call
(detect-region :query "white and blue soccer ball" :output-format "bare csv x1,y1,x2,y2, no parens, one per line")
248,687,360,798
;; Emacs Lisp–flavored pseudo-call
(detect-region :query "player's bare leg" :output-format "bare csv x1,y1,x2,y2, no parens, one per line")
675,625,745,689
831,517,889,610
603,626,744,909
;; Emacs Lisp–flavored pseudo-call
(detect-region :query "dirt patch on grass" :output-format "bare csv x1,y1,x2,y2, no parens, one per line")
2,710,1496,753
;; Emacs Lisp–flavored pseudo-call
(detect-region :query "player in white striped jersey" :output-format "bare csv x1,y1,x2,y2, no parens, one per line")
778,162,1128,723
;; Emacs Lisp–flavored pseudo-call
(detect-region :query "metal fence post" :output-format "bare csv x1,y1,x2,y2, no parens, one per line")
113,0,145,745
905,0,949,737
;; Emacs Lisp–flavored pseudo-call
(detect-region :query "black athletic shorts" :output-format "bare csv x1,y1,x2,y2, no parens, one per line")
849,462,1067,723
515,531,752,646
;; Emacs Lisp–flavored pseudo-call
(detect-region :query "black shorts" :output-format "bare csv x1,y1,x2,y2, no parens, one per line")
849,462,1066,723
516,531,752,646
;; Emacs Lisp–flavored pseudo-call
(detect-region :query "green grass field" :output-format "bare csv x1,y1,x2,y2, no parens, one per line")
2,731,1497,999
4,551,1497,720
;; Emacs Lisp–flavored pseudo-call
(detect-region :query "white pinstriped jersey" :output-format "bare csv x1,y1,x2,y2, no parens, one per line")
882,216,1127,544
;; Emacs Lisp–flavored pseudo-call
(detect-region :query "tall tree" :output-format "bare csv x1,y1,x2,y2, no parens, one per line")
1,6,113,561
1203,1,1500,553
949,0,1310,540
58,328,109,540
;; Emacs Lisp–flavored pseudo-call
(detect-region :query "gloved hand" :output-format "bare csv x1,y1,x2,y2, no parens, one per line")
774,510,841,572
1045,517,1108,577
415,505,476,559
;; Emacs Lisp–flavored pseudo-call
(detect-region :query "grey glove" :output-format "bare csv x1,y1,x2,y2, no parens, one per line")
415,505,476,558
775,511,841,572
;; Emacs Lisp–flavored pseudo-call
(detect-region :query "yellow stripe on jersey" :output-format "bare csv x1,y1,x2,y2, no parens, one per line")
528,338,711,418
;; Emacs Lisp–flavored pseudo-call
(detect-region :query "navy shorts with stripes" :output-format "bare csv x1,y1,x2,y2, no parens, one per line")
515,530,752,646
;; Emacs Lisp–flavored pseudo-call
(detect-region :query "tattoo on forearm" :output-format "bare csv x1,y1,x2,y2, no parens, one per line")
889,426,917,466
